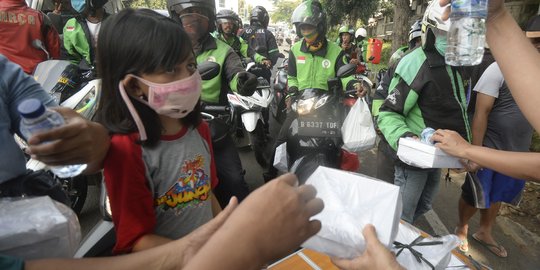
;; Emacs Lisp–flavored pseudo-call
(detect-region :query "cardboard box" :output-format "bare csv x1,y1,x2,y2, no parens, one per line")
302,166,402,259
397,138,463,169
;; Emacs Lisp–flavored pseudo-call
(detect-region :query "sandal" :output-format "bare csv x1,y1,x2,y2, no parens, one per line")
454,227,469,253
472,233,508,258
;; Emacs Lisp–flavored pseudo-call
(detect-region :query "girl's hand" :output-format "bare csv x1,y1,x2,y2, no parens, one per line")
431,129,471,158
439,0,506,22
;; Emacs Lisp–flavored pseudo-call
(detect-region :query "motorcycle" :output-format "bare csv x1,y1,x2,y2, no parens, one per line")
15,40,101,214
272,57,289,125
284,63,359,183
227,61,273,167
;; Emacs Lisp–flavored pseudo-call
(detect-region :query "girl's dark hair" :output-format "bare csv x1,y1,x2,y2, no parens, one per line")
96,8,201,146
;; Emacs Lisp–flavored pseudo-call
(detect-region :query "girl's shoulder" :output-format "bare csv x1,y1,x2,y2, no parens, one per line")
110,133,141,152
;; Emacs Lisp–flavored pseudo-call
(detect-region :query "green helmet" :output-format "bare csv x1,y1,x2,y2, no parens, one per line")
291,0,326,37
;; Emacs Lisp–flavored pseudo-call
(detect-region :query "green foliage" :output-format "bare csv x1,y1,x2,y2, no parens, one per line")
125,0,167,9
321,0,379,27
531,131,540,153
270,0,301,24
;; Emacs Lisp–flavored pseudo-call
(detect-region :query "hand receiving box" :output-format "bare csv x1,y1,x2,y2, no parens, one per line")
397,137,463,169
302,166,402,259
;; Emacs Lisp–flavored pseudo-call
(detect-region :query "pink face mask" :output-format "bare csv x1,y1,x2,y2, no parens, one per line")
118,72,202,141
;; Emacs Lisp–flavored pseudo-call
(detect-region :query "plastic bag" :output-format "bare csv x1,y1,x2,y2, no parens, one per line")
0,196,81,259
341,98,376,152
393,222,460,270
273,142,289,172
302,166,402,259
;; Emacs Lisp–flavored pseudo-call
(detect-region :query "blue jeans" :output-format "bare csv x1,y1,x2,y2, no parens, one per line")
394,166,441,223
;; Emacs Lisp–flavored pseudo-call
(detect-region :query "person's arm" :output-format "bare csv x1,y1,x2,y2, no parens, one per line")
265,30,280,66
42,12,61,59
441,0,540,131
432,129,540,181
377,73,420,150
223,46,244,93
471,93,494,146
183,174,324,270
287,49,298,92
25,197,239,270
372,67,394,117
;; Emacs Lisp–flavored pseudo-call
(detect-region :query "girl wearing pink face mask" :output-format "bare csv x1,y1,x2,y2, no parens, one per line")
95,8,221,254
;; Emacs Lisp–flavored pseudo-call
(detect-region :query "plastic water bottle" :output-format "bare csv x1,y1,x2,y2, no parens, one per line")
445,0,488,66
421,127,436,145
18,98,87,178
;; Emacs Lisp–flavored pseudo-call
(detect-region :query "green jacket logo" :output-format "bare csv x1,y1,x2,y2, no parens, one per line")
322,59,331,69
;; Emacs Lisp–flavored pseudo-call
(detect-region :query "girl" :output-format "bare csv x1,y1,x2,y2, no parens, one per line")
95,8,220,254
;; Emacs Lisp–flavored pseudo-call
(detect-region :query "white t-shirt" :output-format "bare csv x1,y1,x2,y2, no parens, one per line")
473,62,504,98
86,20,101,49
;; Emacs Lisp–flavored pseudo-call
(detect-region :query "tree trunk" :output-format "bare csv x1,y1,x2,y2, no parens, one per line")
391,0,411,52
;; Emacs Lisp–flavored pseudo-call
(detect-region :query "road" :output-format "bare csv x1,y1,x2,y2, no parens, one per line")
77,56,539,269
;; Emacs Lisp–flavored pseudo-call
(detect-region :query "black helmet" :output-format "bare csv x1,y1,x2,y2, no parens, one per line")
250,6,269,28
408,20,422,42
216,9,241,35
167,0,216,31
291,0,326,38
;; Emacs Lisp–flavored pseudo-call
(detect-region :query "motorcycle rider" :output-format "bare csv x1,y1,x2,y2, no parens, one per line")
241,5,279,82
167,0,257,207
63,0,109,67
0,0,61,74
354,27,367,63
337,26,357,64
263,0,365,182
214,9,265,64
371,20,422,184
377,1,471,223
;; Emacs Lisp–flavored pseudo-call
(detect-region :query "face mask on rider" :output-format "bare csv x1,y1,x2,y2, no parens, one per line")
435,36,447,56
118,72,202,141
180,13,209,42
302,29,319,44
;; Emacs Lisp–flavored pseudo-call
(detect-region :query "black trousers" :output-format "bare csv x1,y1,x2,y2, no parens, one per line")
263,111,297,182
376,138,396,184
212,134,250,207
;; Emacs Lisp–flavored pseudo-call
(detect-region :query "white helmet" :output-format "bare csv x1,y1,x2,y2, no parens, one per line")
421,0,451,49
355,27,367,39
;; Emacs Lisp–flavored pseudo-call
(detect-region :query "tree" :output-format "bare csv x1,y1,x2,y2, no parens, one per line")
321,0,380,27
270,0,301,24
391,0,411,52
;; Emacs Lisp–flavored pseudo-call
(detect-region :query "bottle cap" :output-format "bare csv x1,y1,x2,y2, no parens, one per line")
18,98,46,119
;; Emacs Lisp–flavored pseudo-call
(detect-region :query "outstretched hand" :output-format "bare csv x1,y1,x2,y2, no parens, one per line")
331,224,403,270
26,107,110,172
431,129,471,158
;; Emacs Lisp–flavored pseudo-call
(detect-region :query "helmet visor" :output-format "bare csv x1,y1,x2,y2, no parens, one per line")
291,1,318,27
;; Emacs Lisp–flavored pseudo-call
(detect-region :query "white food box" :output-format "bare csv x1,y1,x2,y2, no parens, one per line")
397,137,463,169
302,166,402,259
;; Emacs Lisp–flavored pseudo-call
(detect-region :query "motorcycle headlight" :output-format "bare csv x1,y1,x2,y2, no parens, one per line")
74,86,97,119
297,97,316,115
314,96,330,109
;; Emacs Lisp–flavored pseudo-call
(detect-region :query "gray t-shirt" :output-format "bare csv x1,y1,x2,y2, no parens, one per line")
474,62,533,151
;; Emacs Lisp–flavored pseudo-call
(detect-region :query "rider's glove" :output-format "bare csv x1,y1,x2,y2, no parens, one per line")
286,86,299,98
237,71,258,96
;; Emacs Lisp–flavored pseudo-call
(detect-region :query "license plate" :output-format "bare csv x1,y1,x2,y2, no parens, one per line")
297,117,341,137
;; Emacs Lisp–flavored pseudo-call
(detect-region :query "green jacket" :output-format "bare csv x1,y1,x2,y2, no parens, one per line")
213,33,266,64
63,16,91,65
377,48,471,151
288,39,356,92
195,35,243,104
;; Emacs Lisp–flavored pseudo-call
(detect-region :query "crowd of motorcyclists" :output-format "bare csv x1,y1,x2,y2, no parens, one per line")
1,0,540,269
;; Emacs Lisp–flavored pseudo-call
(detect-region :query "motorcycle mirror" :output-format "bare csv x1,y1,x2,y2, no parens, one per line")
368,56,375,62
336,63,357,78
197,61,220,80
286,38,292,45
32,39,50,60
278,52,285,58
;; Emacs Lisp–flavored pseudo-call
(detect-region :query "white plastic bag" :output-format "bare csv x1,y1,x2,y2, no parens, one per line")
302,166,402,259
341,98,376,152
393,222,460,270
0,196,81,259
273,142,289,172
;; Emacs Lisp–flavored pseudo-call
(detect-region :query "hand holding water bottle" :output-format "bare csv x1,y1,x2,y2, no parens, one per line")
439,0,506,23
